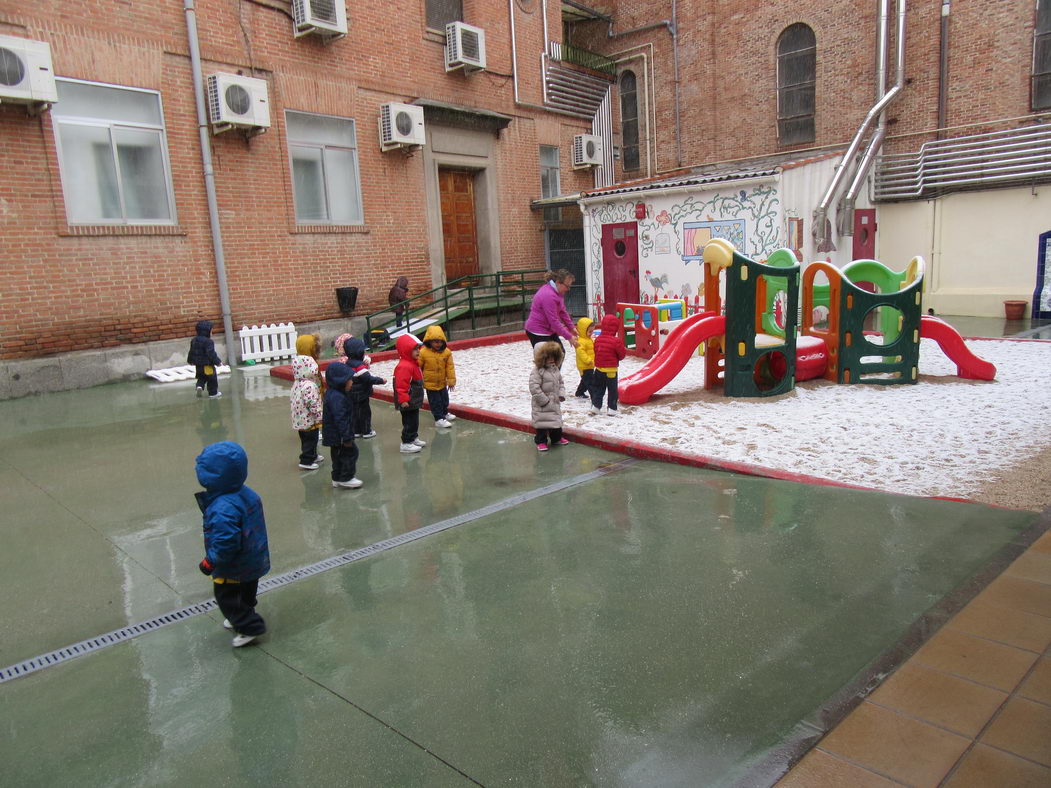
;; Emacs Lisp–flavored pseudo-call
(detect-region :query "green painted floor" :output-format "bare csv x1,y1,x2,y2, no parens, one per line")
0,370,1038,786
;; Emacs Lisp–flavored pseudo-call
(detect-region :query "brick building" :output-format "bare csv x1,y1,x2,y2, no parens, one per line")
1,0,1049,394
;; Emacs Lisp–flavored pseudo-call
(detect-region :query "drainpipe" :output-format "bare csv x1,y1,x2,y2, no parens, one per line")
184,0,236,361
815,0,906,249
608,4,681,168
937,0,950,137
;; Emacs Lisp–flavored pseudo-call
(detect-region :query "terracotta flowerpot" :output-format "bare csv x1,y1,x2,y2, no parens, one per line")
1004,300,1027,320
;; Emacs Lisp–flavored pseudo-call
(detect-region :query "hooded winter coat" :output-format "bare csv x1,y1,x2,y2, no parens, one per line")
187,321,222,366
574,317,595,373
419,325,456,391
593,314,627,370
393,334,425,409
195,441,270,582
322,363,356,446
388,277,409,314
290,355,323,431
345,338,385,403
529,344,566,429
295,334,321,360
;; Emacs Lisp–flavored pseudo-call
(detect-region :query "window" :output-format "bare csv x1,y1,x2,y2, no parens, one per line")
52,80,175,224
1035,0,1051,110
539,145,560,222
426,0,462,30
619,70,640,171
286,110,363,225
777,23,816,145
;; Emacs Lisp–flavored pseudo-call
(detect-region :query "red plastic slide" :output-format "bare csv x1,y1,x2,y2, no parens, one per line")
619,313,726,404
919,315,996,380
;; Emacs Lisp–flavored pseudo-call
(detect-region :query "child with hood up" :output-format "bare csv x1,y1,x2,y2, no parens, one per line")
419,325,457,429
187,320,223,398
590,313,627,416
345,337,386,438
573,317,596,398
393,334,426,453
195,441,270,647
529,341,569,452
388,276,409,327
290,355,325,470
334,333,371,366
322,362,362,488
296,333,324,393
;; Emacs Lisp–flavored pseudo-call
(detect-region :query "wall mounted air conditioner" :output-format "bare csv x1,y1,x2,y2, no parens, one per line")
292,0,348,41
207,73,271,134
573,134,603,168
445,22,486,73
0,35,58,110
379,102,425,151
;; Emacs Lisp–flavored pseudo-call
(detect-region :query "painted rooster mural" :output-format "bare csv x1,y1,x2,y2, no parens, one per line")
644,270,669,301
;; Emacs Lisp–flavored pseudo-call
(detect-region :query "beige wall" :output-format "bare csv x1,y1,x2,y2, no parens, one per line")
877,185,1051,317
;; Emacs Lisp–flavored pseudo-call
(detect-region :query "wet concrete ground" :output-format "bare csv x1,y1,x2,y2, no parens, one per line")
0,322,1042,786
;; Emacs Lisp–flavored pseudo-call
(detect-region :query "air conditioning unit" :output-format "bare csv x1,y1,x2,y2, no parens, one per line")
292,0,348,40
445,22,486,73
0,35,58,109
207,73,270,133
379,102,425,151
573,134,603,168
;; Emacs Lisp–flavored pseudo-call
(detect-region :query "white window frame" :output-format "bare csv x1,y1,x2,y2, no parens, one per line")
51,78,177,226
285,110,364,226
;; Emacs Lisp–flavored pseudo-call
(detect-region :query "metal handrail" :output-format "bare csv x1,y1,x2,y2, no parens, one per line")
362,269,549,349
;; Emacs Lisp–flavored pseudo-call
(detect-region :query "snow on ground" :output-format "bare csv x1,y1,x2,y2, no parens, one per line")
370,337,1051,500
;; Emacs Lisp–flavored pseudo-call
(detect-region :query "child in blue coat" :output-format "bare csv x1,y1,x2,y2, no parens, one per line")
322,362,363,488
195,441,270,647
187,320,223,398
345,337,386,439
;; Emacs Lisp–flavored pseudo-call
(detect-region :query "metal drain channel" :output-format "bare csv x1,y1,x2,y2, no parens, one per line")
1,459,635,683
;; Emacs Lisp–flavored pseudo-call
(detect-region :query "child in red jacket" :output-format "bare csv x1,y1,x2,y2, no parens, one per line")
590,313,626,416
393,334,426,453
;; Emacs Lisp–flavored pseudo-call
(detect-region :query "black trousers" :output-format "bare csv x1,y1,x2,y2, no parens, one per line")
400,408,419,443
525,331,564,354
352,400,373,436
590,372,619,411
195,365,219,396
535,427,563,445
213,579,265,636
575,368,595,397
426,388,449,421
298,429,319,464
330,442,358,482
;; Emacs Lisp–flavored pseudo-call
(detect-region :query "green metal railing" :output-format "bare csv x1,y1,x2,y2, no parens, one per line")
556,43,616,77
363,269,549,350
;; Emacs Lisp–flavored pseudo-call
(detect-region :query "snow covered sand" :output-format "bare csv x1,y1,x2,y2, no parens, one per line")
370,337,1051,508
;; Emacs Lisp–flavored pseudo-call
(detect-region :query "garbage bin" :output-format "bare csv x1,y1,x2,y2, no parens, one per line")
335,286,359,315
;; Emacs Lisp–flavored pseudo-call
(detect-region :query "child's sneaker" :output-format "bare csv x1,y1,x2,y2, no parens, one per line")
196,386,204,398
445,414,457,421
222,619,233,630
298,461,320,470
333,478,363,489
435,418,452,428
209,391,222,399
606,408,618,416
400,443,422,453
557,437,570,445
412,438,427,447
589,406,601,415
312,455,324,465
536,443,549,452
361,430,377,438
231,634,256,648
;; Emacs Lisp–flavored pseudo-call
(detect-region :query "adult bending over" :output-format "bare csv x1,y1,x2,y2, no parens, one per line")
524,269,579,353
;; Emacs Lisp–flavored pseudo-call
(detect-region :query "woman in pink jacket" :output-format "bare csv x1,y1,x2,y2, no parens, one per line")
524,269,579,354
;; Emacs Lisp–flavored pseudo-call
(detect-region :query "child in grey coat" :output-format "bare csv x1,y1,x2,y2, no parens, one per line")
529,341,569,452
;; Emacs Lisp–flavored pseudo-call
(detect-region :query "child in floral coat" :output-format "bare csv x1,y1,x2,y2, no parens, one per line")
290,355,325,470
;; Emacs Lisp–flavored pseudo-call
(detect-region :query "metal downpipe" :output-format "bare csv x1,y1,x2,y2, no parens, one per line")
183,0,237,362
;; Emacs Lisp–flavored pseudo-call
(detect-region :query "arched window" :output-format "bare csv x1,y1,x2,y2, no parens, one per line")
777,24,816,145
620,70,640,171
1035,0,1051,110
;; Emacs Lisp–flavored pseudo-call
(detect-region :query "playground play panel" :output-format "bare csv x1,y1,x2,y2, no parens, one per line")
0,377,1040,785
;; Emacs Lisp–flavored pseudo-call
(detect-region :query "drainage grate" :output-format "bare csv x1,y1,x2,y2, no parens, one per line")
0,459,635,683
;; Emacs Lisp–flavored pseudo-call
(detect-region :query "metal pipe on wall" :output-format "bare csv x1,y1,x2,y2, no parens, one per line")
183,0,237,362
937,0,951,137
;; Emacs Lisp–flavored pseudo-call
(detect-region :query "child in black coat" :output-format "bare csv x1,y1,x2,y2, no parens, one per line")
345,337,386,439
187,320,223,398
322,363,362,489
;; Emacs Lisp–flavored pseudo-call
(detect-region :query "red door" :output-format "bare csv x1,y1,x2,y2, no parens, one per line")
601,222,639,315
852,209,877,261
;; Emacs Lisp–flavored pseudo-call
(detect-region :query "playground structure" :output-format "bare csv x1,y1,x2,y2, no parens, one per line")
618,239,997,405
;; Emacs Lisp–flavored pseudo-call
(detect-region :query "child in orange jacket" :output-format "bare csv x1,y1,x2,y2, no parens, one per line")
392,334,426,453
419,325,457,428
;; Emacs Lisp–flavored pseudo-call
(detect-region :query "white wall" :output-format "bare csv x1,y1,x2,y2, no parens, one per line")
877,184,1051,316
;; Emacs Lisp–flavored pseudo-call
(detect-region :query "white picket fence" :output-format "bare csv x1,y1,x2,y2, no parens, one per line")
239,322,297,363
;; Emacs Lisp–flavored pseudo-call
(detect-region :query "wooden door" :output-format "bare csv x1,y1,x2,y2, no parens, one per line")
439,168,480,283
601,222,639,314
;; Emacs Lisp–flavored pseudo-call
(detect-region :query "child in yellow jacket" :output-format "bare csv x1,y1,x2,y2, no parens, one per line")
573,317,596,398
419,325,457,429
